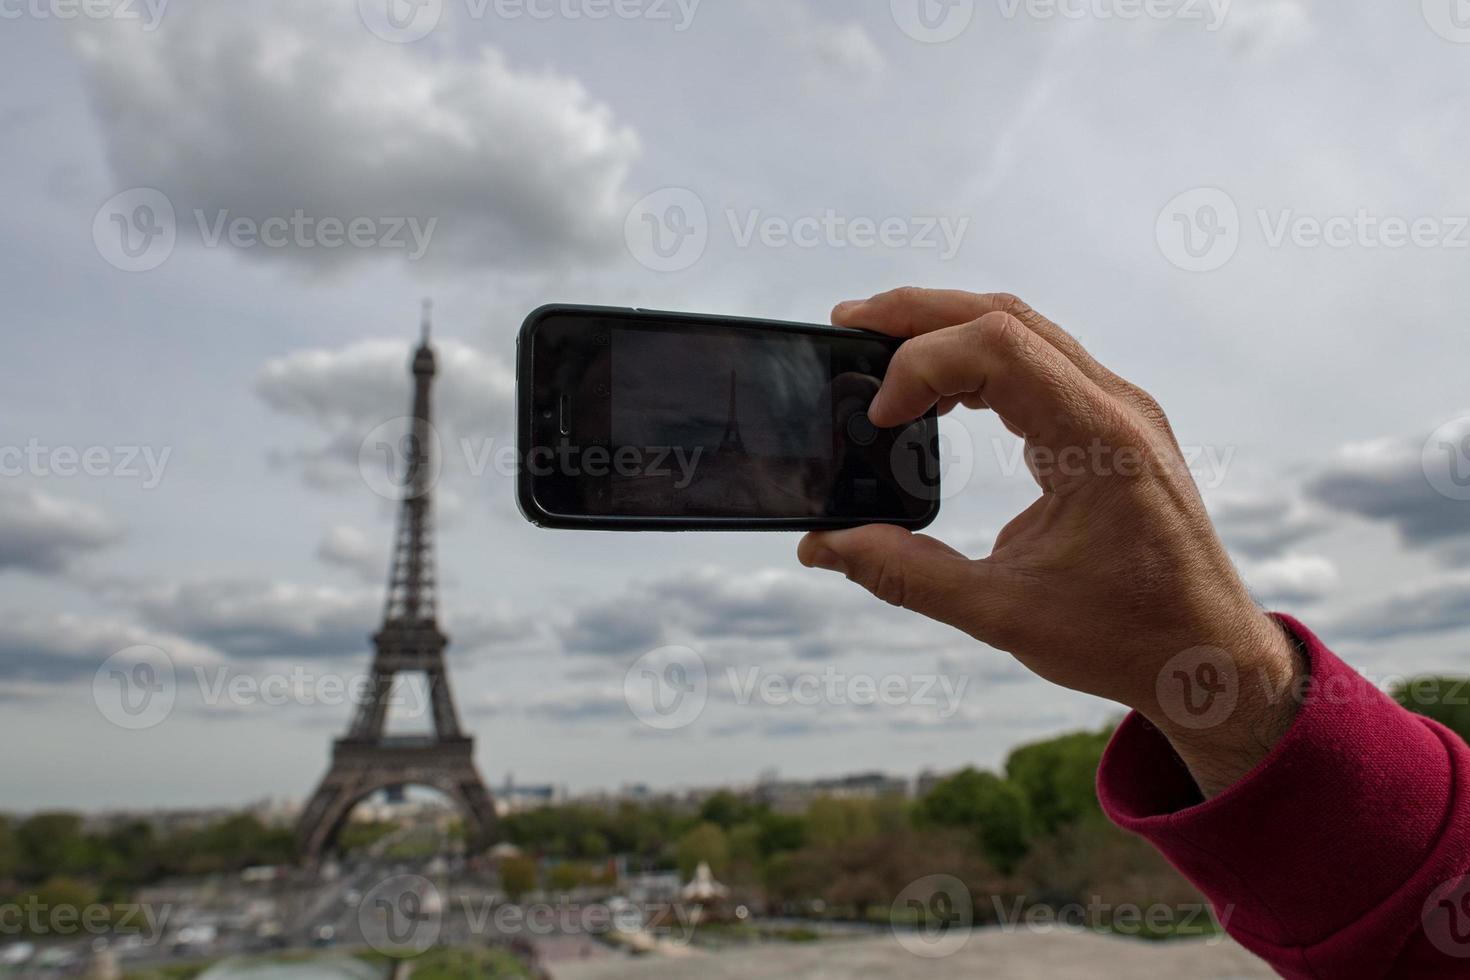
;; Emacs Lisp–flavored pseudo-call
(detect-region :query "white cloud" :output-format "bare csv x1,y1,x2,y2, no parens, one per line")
317,525,386,585
750,1,887,82
1238,552,1339,606
0,486,122,575
68,1,640,270
1222,0,1314,60
257,336,514,490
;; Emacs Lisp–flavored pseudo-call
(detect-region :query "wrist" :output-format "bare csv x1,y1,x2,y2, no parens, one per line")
1138,610,1306,799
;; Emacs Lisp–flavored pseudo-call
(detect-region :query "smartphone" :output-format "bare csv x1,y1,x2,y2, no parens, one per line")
516,305,941,531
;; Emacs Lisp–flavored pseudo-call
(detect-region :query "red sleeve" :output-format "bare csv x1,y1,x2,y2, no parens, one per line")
1097,614,1470,979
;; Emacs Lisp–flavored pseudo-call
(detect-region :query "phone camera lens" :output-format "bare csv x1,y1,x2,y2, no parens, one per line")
593,334,609,347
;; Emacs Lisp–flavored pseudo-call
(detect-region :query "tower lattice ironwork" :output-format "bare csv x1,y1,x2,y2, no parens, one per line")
296,302,496,862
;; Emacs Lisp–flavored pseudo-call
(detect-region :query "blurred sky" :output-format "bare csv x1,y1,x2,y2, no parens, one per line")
2,0,1468,809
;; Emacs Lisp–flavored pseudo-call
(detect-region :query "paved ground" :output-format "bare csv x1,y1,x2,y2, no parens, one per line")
551,931,1277,980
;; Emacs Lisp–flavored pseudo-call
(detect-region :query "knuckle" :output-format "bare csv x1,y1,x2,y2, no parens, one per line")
1125,384,1170,427
973,311,1029,356
881,285,927,308
982,292,1031,317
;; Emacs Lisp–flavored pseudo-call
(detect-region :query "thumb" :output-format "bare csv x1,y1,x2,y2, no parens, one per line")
798,524,1002,632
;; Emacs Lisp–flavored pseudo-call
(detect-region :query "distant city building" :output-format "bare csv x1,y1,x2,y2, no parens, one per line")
494,773,565,816
754,771,911,814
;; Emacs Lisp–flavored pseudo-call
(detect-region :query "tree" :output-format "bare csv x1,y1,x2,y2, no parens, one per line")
577,831,609,859
1004,728,1113,835
16,813,90,880
916,768,1033,872
499,855,537,902
0,816,18,880
675,822,729,877
698,792,754,830
754,812,806,856
805,798,877,847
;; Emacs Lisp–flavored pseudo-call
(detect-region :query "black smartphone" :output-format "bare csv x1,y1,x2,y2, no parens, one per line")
516,305,941,531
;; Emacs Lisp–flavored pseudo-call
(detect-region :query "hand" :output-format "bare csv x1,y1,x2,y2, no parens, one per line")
797,288,1303,797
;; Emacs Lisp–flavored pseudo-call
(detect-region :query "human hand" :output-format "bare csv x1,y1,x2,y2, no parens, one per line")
797,288,1302,796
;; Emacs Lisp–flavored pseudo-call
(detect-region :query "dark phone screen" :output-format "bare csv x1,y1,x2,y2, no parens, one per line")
609,328,837,516
530,313,936,524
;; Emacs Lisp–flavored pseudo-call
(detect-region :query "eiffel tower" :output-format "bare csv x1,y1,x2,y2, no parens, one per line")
296,302,496,863
718,369,745,454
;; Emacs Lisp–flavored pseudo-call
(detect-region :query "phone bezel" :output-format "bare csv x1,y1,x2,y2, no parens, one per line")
515,304,941,532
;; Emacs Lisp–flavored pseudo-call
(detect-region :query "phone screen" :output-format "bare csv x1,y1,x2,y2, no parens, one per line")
522,309,938,528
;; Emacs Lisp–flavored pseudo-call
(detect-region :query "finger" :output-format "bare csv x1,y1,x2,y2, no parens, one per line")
834,287,1122,397
868,312,1123,451
833,288,1012,337
798,525,1012,634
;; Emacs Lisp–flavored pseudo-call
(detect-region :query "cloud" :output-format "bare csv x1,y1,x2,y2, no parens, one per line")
751,1,886,82
123,570,537,664
1238,552,1339,607
1222,0,1314,60
560,600,668,658
0,486,122,575
1305,423,1470,558
1208,492,1330,560
257,336,514,490
0,613,217,686
317,525,387,585
557,566,852,658
1326,570,1470,642
69,0,640,270
556,565,947,663
131,579,380,661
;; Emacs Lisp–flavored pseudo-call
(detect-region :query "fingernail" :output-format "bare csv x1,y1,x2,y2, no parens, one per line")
807,547,849,574
833,299,866,318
